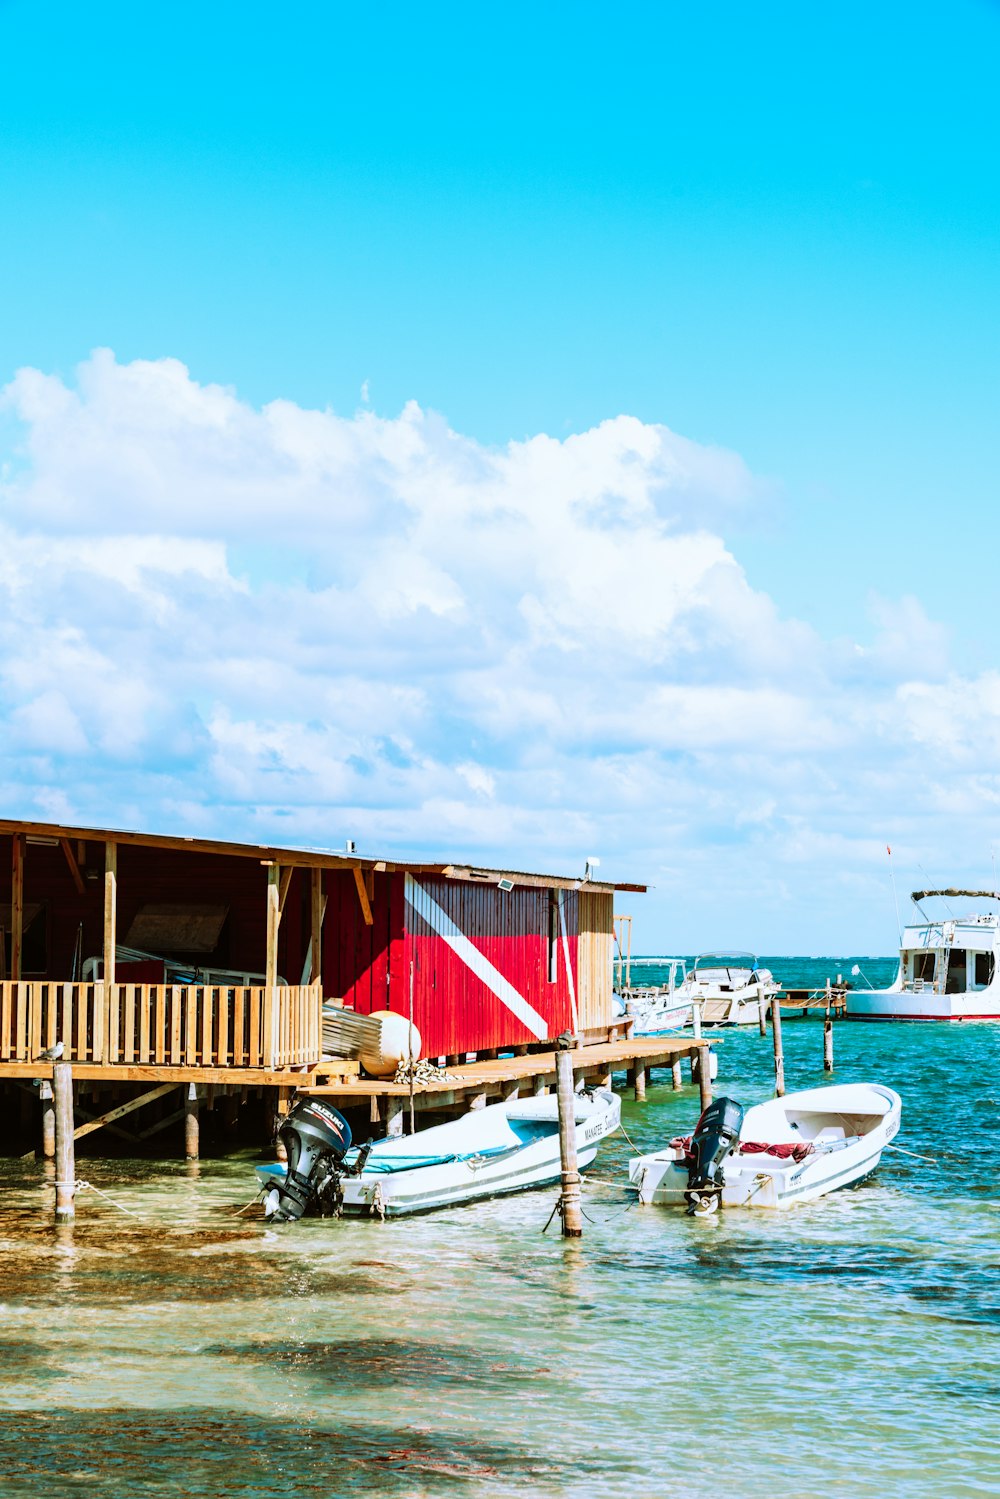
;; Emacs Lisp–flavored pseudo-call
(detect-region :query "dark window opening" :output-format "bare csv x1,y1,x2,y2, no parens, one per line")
946,948,968,994
974,952,995,989
548,891,559,983
912,951,936,983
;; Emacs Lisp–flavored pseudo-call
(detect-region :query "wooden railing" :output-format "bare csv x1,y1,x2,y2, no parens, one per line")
0,981,323,1069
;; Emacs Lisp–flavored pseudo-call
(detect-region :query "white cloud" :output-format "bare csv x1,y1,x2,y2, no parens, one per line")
0,349,995,948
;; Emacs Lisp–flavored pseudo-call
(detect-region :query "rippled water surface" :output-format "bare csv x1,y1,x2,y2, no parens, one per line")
2,1005,998,1497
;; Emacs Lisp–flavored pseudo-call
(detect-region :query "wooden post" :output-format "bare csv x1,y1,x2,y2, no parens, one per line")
824,980,834,1074
671,1059,683,1090
556,1049,582,1237
103,840,117,985
10,832,23,981
265,864,280,989
40,1079,56,1159
758,996,767,1036
697,1046,712,1112
53,1062,75,1222
533,1074,548,1096
310,869,324,983
184,1083,200,1159
385,1096,404,1137
633,1064,646,1102
771,996,785,1097
692,1002,702,1040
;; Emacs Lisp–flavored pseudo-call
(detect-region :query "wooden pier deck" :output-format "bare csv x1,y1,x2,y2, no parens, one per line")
305,1035,708,1112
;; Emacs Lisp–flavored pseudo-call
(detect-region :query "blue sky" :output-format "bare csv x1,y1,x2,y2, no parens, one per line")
1,1,998,949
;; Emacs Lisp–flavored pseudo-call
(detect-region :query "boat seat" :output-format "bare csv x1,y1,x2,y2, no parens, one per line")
811,1125,846,1144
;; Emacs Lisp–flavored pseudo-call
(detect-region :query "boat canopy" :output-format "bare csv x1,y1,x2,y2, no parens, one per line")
911,889,1000,902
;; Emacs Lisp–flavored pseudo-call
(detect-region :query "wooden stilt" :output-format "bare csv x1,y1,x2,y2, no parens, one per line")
633,1064,646,1102
824,1016,834,1073
758,999,768,1036
533,1075,548,1096
385,1096,404,1137
697,1045,712,1112
184,1083,200,1159
40,1079,56,1159
556,1049,582,1238
53,1062,75,1222
771,997,785,1097
671,1060,683,1090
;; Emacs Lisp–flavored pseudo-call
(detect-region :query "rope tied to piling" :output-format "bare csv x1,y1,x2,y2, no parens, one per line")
53,1179,146,1219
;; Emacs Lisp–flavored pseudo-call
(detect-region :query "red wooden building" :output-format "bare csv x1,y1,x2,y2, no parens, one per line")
0,818,644,1070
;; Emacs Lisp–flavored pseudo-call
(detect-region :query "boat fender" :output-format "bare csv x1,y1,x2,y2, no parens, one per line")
684,1096,744,1217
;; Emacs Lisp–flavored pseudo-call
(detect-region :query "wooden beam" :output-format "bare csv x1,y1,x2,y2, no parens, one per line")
278,865,294,916
60,838,85,896
265,863,280,988
72,1082,180,1140
10,833,23,982
310,870,325,983
353,866,374,927
103,840,117,985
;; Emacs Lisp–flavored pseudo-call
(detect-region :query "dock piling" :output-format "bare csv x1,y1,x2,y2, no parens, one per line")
53,1062,75,1222
556,1048,583,1238
632,1063,646,1102
758,999,767,1037
696,1045,712,1112
771,997,785,1097
671,1060,682,1090
184,1084,200,1160
40,1078,56,1159
385,1096,404,1137
823,982,834,1072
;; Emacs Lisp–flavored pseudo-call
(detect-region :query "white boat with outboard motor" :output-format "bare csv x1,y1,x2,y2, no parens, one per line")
256,1086,622,1220
846,889,1000,1021
674,952,781,1026
628,1083,901,1214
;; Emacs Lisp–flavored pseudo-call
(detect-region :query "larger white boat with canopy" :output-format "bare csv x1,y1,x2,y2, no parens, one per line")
846,889,1000,1021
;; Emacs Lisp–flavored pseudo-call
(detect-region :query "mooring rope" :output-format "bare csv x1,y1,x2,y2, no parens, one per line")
53,1179,146,1219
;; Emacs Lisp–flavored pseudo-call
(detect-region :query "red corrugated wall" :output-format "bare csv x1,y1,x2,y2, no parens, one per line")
332,872,579,1056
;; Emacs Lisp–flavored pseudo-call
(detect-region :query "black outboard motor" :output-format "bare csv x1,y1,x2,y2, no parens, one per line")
266,1099,353,1222
684,1096,744,1217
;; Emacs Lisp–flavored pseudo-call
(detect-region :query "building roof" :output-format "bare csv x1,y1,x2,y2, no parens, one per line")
0,816,646,894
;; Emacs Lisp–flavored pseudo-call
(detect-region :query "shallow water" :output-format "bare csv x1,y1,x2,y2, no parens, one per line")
2,1014,998,1498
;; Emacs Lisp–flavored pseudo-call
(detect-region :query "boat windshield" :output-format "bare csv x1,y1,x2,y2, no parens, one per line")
693,953,759,973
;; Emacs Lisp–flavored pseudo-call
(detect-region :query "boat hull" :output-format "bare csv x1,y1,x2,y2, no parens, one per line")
845,989,1000,1021
629,1084,901,1210
257,1088,621,1218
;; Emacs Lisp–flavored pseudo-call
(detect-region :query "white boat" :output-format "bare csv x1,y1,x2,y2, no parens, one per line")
256,1087,621,1218
846,889,1000,1021
628,1083,901,1211
612,959,694,1036
675,952,781,1026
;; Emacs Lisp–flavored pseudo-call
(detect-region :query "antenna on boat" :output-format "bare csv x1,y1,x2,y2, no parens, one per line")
887,845,902,943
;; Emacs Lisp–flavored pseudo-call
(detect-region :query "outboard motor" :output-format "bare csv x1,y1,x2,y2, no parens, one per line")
684,1096,744,1217
266,1099,353,1222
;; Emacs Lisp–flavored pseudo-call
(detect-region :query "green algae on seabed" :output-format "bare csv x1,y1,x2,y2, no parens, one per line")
1,1016,1000,1499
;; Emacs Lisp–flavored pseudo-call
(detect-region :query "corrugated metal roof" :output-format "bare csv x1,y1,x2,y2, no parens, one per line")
0,817,646,893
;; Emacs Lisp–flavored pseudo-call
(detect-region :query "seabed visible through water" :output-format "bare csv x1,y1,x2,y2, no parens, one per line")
2,1012,999,1499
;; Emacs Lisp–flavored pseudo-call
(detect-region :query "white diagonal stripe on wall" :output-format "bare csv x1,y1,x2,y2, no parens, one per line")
404,873,549,1041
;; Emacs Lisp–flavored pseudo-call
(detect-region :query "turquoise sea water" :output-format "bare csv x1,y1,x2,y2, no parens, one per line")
1,962,998,1498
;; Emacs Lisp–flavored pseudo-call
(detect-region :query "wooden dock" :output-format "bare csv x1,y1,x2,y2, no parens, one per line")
306,1035,709,1113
